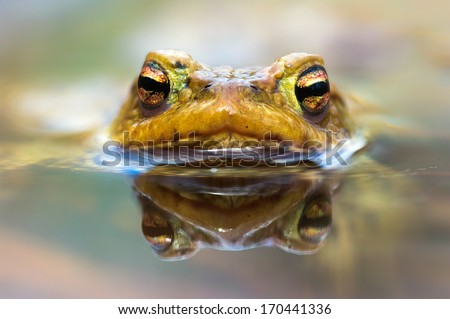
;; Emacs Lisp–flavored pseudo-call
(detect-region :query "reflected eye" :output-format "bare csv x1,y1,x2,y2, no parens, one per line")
137,62,170,109
295,65,330,117
142,212,174,252
298,191,332,243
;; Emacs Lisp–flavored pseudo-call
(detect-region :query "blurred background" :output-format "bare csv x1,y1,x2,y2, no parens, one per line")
1,0,450,297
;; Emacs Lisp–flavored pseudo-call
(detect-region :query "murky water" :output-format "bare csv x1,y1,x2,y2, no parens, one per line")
1,0,450,298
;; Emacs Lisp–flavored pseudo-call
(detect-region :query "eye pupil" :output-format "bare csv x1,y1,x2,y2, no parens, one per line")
138,76,170,98
295,80,330,104
295,65,330,116
306,81,329,97
137,63,170,109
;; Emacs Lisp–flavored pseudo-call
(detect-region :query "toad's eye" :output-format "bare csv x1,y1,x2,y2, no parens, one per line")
137,62,170,109
295,65,330,118
298,190,332,243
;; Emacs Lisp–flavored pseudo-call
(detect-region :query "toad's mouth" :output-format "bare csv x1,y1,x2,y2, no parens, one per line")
124,101,335,151
105,98,363,168
100,128,365,169
109,132,347,168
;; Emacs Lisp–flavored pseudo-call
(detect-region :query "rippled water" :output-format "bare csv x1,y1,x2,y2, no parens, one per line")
1,0,449,298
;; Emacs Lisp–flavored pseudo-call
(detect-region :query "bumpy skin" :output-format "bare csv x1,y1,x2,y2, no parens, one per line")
110,50,354,150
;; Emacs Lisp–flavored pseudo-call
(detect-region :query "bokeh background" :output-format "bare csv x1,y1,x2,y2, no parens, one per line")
1,0,449,297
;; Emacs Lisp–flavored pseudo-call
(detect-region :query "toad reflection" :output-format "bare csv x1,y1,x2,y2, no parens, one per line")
133,168,337,260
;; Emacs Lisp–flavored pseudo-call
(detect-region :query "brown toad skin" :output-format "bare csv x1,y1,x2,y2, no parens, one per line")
110,50,354,150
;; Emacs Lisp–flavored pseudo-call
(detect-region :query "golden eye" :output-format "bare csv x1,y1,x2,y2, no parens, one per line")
298,191,332,243
142,212,174,252
137,62,170,109
295,65,330,117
